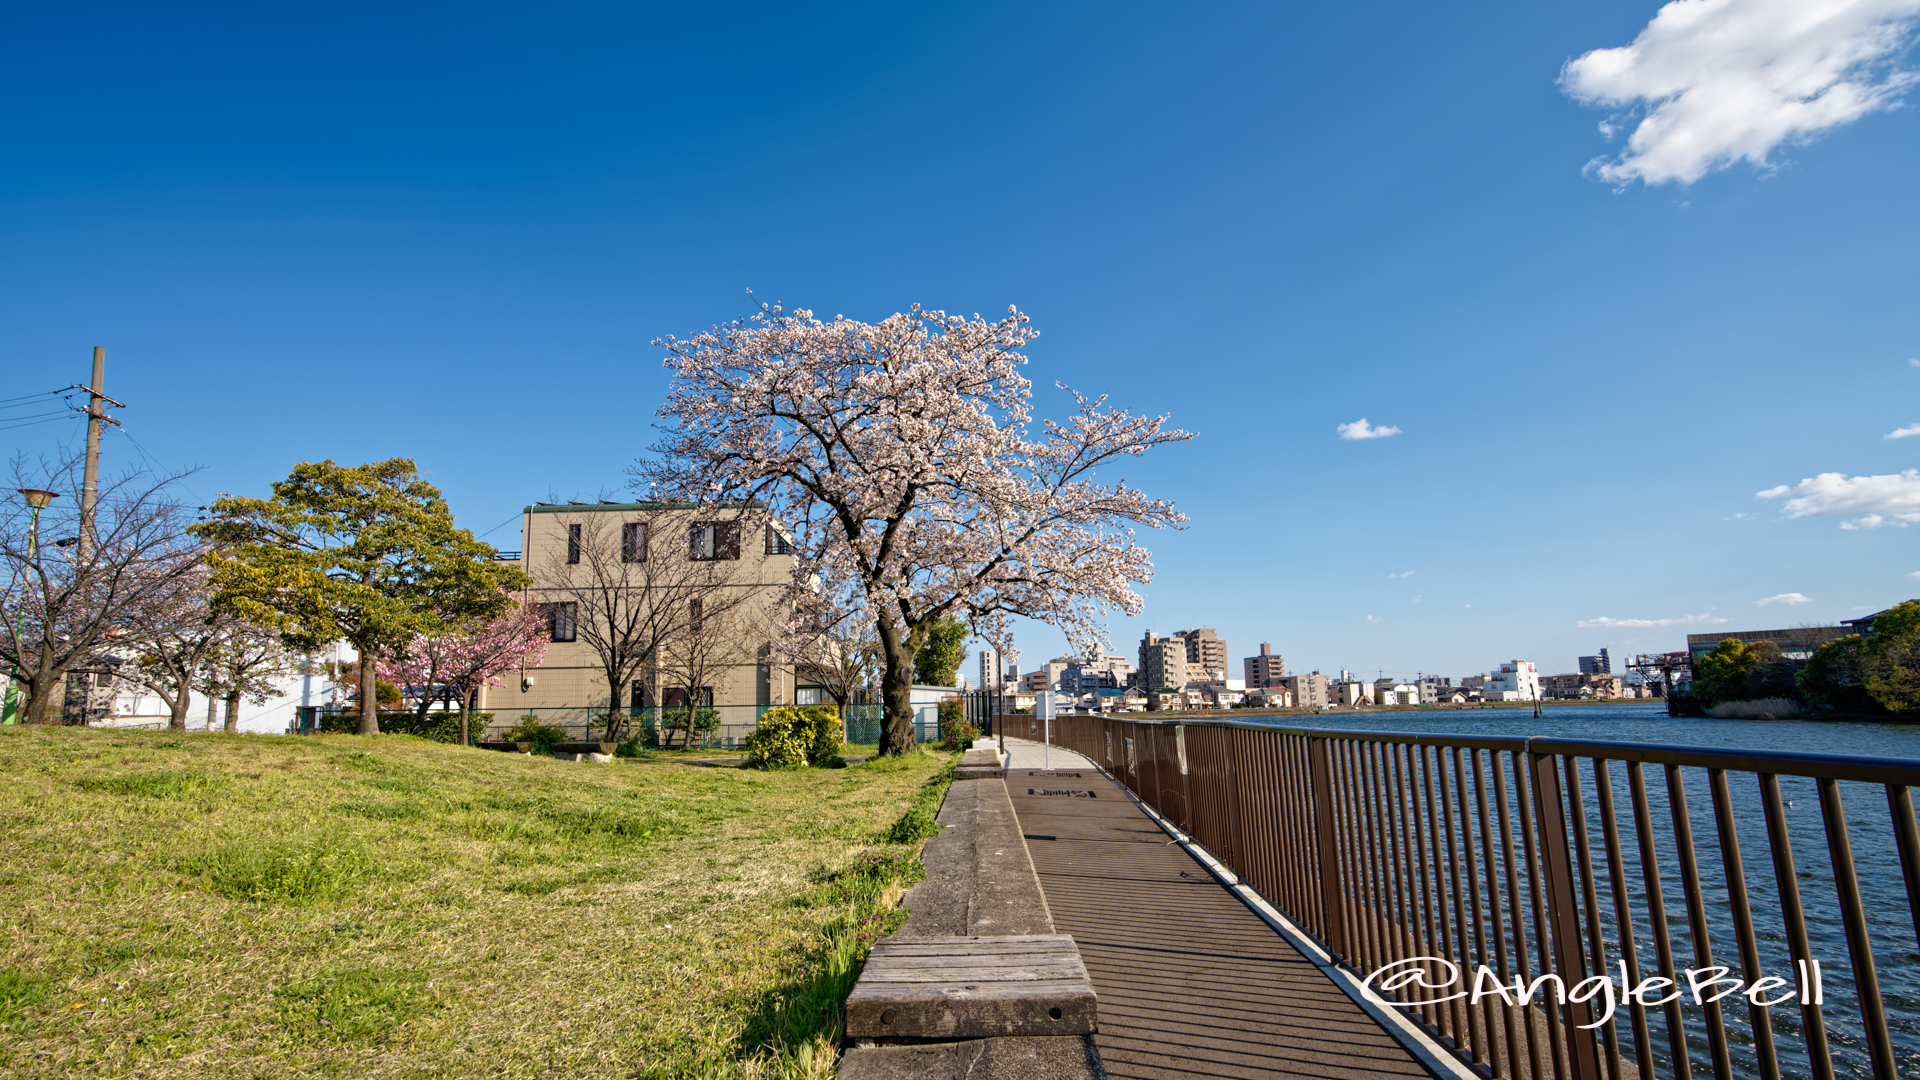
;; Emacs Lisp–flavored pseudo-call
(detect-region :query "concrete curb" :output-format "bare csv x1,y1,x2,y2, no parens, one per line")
838,759,1104,1080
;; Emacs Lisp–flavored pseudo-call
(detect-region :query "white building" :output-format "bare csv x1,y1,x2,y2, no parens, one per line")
1484,660,1540,702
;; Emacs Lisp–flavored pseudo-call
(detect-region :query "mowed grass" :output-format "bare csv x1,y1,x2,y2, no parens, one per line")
0,726,950,1079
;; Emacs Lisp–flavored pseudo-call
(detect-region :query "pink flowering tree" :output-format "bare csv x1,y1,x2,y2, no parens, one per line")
645,303,1191,756
378,594,548,745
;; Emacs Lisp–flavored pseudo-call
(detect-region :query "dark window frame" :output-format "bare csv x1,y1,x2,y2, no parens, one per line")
689,521,741,561
765,523,793,555
566,523,582,564
543,600,578,642
622,522,647,563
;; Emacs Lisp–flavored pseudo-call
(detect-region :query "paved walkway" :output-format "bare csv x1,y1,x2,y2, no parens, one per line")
996,737,1432,1080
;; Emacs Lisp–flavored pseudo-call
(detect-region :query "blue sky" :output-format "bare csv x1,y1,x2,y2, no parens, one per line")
4,1,1917,681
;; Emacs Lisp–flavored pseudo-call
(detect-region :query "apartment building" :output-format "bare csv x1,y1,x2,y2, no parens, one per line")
1178,628,1230,681
476,501,797,739
1138,632,1188,691
978,649,1004,695
1023,658,1072,693
1243,643,1285,688
1281,672,1329,709
1331,680,1375,707
1064,654,1134,694
1484,661,1541,702
1578,648,1612,675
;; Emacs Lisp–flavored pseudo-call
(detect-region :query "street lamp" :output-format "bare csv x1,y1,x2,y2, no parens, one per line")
2,488,61,725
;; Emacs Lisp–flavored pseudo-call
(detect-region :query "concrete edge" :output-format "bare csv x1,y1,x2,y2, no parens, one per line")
1089,761,1480,1080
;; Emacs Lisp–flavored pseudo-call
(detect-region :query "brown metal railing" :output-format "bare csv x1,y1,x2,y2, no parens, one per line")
1051,715,1920,1080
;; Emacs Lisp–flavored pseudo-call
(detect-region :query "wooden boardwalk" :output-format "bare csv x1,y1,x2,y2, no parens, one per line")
1003,743,1433,1080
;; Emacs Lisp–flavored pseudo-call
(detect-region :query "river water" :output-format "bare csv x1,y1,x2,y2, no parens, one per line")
1220,702,1920,1080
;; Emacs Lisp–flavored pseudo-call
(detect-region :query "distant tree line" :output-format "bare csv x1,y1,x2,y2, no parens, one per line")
1688,601,1920,718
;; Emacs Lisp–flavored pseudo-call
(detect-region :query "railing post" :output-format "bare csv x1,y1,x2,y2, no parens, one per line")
1529,747,1603,1080
1310,734,1348,963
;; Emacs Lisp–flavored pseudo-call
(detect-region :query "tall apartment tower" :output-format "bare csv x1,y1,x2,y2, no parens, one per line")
1578,648,1612,675
979,648,1003,692
1243,643,1285,688
1138,631,1188,691
1176,629,1229,681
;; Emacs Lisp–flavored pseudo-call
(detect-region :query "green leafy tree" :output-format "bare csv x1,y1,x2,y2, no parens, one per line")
913,617,968,687
1690,639,1756,707
1797,635,1881,715
192,459,527,735
1862,601,1920,714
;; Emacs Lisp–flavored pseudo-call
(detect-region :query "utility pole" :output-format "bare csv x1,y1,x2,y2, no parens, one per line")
74,347,123,559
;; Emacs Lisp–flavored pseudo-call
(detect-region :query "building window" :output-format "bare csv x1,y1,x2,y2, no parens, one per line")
662,686,713,708
566,523,582,564
796,686,825,705
622,522,647,563
543,601,577,642
689,521,740,560
689,598,703,634
766,524,793,555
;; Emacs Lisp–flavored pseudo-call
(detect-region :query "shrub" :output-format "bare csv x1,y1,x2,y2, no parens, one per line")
937,698,977,750
1798,635,1882,715
800,705,844,765
660,707,720,747
744,707,811,769
502,715,567,755
316,711,490,742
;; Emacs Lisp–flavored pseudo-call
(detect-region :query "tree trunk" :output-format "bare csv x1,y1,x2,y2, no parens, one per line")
358,649,380,736
458,686,472,747
875,613,917,756
223,692,240,733
206,695,219,731
23,650,56,724
168,690,190,731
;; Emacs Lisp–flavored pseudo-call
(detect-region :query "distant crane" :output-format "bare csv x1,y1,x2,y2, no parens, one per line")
1629,651,1692,715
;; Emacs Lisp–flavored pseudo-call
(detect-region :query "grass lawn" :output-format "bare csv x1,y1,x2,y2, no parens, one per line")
0,726,951,1079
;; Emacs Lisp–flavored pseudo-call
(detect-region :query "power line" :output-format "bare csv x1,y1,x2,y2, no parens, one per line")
474,511,522,540
0,414,79,433
0,388,68,405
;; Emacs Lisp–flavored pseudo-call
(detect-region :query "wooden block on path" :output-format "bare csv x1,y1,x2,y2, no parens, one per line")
845,934,1096,1039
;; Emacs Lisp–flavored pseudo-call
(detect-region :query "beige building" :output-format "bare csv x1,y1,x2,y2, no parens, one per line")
1177,628,1229,681
1137,632,1188,691
1243,643,1285,688
476,500,797,745
1281,673,1329,710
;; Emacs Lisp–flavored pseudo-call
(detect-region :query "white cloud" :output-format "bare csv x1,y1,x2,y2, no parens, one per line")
1886,423,1920,439
1577,612,1732,628
1909,570,1920,579
1412,594,1424,604
1387,570,1417,579
1366,614,1382,624
1757,469,1920,528
1910,358,1920,367
1560,0,1920,186
1338,418,1401,440
1757,592,1816,606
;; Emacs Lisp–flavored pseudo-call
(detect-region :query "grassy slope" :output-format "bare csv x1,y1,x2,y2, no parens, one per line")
0,727,947,1079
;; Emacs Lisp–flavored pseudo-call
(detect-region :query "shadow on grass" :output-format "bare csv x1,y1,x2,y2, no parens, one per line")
638,754,959,1079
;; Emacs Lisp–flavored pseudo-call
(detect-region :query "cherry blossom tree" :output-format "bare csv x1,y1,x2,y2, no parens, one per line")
644,302,1191,755
376,595,548,745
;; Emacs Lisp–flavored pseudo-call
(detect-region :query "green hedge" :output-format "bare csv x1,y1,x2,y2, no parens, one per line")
317,711,493,743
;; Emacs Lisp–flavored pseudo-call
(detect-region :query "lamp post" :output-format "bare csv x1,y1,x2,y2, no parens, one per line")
2,488,60,725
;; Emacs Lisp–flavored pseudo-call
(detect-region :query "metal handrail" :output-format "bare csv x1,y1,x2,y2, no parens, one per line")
1049,714,1920,1080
